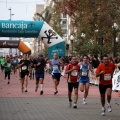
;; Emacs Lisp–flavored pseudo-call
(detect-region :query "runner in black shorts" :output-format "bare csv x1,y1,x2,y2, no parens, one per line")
50,53,63,95
99,84,112,94
18,54,30,93
65,56,80,108
96,55,115,116
68,82,79,93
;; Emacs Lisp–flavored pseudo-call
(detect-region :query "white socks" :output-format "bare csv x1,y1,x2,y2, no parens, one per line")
40,84,43,91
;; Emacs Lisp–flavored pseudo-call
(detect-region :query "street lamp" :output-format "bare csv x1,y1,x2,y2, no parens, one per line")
8,7,14,20
81,33,86,38
70,35,74,52
8,7,14,55
112,22,118,58
116,37,119,42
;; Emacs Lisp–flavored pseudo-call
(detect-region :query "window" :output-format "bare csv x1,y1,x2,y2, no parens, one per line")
62,20,67,25
63,14,67,18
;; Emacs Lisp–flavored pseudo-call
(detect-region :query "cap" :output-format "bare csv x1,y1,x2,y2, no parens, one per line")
39,54,44,57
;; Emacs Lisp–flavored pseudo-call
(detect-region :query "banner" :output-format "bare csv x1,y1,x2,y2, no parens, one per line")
0,20,44,37
0,40,31,54
0,20,66,58
0,40,19,48
112,71,120,91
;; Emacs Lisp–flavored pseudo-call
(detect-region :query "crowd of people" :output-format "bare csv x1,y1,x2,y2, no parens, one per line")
0,53,120,116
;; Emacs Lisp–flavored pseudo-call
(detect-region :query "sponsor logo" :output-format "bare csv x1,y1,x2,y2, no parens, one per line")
41,29,58,44
2,22,27,30
0,41,18,47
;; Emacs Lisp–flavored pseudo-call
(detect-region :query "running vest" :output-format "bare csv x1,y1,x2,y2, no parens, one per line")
51,59,60,73
80,63,89,80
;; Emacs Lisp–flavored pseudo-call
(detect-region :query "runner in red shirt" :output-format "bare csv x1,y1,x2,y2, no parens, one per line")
65,56,80,109
96,54,115,116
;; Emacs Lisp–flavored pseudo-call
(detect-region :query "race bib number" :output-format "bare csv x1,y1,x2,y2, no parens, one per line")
71,70,78,76
14,60,16,63
53,65,58,70
7,63,11,67
104,74,111,81
22,66,27,70
82,69,87,76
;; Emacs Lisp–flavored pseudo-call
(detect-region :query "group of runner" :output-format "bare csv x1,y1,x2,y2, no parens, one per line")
0,53,120,116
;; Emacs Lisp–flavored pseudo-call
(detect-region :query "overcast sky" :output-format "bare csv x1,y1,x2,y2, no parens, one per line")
0,0,45,20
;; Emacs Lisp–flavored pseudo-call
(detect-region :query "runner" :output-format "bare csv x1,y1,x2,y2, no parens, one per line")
0,57,5,73
29,55,35,80
65,56,80,108
49,53,63,95
79,55,94,105
3,57,12,84
96,54,115,116
34,54,46,95
18,54,30,93
12,55,18,75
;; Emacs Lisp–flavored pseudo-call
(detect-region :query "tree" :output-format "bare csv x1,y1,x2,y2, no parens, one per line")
54,0,120,56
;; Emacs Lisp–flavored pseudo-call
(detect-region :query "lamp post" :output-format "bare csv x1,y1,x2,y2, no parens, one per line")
8,7,14,20
8,7,14,55
70,35,74,53
112,22,118,58
81,33,86,38
95,29,104,56
38,39,40,54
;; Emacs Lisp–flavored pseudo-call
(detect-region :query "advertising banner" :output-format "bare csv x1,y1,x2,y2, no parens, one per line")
0,20,66,58
112,71,120,91
0,20,44,37
0,40,19,48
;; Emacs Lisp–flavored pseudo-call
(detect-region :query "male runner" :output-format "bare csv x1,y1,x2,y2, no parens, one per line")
18,54,30,93
96,54,115,116
65,56,80,108
3,57,12,84
50,53,63,95
34,54,46,95
79,55,94,104
12,55,18,75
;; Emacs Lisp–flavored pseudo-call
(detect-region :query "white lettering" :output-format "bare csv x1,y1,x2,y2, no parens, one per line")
1,22,27,30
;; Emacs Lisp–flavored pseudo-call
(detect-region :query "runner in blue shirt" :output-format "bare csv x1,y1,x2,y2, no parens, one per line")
79,55,94,104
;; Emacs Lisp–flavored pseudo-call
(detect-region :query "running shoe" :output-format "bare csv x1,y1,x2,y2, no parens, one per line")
25,90,28,92
40,91,43,95
107,104,112,112
82,99,87,105
54,90,58,95
73,103,77,109
101,107,105,116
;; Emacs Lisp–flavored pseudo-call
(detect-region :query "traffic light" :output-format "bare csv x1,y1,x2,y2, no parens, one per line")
66,44,69,50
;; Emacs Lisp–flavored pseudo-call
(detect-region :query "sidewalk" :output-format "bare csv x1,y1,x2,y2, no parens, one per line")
0,71,120,120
